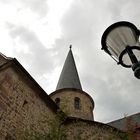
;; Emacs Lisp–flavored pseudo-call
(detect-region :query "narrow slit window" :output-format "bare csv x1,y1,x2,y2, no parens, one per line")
74,97,81,109
55,98,60,107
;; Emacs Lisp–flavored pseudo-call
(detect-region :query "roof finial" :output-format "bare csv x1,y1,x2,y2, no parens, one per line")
69,44,72,49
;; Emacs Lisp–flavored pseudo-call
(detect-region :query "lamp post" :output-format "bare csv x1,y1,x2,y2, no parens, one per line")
101,21,140,79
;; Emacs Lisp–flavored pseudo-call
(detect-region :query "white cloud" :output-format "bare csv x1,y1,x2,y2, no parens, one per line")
0,0,48,16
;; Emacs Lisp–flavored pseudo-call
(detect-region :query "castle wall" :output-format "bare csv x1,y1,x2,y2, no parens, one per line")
0,63,55,139
50,89,94,120
0,54,9,66
63,119,125,140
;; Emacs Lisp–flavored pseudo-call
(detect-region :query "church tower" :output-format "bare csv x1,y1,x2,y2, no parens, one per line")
50,46,94,120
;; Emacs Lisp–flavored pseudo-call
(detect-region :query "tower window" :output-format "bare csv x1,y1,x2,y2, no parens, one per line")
55,98,60,107
74,97,81,109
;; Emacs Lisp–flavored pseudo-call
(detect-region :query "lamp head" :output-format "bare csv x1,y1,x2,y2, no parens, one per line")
101,21,140,79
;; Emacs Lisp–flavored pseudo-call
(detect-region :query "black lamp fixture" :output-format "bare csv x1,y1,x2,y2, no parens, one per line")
101,21,140,79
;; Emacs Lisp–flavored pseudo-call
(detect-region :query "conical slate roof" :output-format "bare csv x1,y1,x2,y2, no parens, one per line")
56,47,82,90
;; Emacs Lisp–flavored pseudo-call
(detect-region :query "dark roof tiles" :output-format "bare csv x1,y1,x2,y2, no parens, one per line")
56,48,82,90
107,112,140,131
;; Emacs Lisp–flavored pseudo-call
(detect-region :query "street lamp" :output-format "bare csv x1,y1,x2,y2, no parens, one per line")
101,21,140,79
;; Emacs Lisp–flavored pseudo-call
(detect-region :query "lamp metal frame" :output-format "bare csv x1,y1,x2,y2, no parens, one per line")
101,21,140,68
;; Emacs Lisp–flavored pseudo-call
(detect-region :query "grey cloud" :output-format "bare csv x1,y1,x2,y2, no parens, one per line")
106,0,140,24
8,23,54,76
91,63,140,122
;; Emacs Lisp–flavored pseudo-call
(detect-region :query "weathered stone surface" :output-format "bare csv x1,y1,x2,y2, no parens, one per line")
50,89,94,120
63,118,125,140
0,62,55,139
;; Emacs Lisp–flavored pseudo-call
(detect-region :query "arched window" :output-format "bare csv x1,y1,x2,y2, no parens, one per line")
74,97,81,109
55,98,60,107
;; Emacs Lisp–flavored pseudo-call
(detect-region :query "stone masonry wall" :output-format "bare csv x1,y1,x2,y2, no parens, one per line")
63,119,125,140
0,63,55,139
0,55,9,66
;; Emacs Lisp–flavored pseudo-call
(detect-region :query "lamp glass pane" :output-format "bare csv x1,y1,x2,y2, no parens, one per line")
122,48,140,66
106,26,139,60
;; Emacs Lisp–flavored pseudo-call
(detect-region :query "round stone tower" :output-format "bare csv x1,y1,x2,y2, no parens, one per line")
49,46,94,120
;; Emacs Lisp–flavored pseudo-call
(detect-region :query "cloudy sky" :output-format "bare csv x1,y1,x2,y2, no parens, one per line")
1,0,140,123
